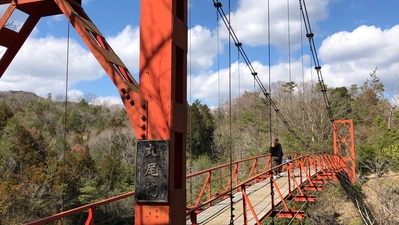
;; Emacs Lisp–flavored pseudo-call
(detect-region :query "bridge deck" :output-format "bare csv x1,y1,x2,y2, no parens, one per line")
187,168,316,225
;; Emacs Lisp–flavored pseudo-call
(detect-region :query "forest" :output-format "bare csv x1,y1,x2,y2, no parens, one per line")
0,69,398,224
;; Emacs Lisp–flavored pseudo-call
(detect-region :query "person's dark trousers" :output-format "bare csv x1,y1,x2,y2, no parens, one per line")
272,156,282,176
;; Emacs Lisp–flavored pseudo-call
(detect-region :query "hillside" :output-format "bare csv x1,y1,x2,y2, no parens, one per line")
0,91,136,224
303,171,399,225
1,69,399,224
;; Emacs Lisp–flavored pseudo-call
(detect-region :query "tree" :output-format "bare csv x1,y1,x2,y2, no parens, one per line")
0,117,49,223
329,86,352,120
187,100,215,158
0,102,14,131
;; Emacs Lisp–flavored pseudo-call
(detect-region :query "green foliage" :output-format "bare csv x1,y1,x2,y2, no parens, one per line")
330,86,352,119
361,68,385,99
0,102,14,131
282,81,297,93
348,218,363,225
356,145,376,174
0,117,51,223
187,100,215,158
192,154,213,172
0,65,398,223
78,179,100,204
0,91,135,223
77,98,89,108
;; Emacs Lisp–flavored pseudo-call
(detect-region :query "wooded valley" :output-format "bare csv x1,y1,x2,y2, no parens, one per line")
0,69,398,224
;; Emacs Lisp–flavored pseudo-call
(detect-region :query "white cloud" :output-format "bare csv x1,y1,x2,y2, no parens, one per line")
67,89,84,102
0,24,141,102
0,35,103,98
106,25,140,79
319,25,399,90
82,0,93,5
188,25,219,74
218,0,330,52
188,55,315,106
91,95,123,106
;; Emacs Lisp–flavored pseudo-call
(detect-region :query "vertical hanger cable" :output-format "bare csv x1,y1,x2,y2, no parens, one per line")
61,20,70,219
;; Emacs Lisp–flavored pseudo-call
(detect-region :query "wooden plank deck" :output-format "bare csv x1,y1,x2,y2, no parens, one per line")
187,168,317,225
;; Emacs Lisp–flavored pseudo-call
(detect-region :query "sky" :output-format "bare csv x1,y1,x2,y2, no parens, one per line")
0,0,398,107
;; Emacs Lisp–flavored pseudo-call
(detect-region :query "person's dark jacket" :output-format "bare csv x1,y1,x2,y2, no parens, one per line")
269,143,283,157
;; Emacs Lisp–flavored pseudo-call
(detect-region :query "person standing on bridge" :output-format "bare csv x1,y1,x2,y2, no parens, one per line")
270,138,283,179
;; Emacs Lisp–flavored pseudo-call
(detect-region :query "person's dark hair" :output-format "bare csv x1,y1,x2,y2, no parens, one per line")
271,138,279,147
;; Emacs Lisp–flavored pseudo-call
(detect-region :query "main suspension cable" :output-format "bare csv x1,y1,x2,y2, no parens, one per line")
299,0,334,122
213,0,305,145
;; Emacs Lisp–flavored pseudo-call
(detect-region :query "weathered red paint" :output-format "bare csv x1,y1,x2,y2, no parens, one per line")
333,120,356,182
137,0,187,224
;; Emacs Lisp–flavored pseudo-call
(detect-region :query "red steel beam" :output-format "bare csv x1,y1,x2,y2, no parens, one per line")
333,119,356,182
136,0,187,224
25,191,135,225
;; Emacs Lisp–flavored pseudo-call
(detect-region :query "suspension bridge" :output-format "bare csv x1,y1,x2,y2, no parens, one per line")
0,0,357,224
25,150,356,225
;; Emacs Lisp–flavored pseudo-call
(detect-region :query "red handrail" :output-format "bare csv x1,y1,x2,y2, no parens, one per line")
26,153,349,225
26,191,135,225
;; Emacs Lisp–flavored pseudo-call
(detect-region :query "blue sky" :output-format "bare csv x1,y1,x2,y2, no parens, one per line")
1,0,398,106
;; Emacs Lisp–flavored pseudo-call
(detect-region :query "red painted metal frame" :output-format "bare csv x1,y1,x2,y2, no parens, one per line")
187,153,346,224
136,1,187,224
186,154,272,211
25,191,135,225
1,0,187,224
333,119,356,182
25,153,349,224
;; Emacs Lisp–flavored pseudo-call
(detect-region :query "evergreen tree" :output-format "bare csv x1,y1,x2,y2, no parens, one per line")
187,100,215,158
0,102,14,131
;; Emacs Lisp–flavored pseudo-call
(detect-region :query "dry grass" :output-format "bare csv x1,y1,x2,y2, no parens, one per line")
306,171,399,225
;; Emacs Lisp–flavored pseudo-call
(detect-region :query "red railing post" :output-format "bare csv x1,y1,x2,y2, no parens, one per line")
85,206,95,225
208,171,212,207
241,184,261,225
248,158,258,180
189,176,193,206
242,185,248,225
288,162,292,193
235,163,239,187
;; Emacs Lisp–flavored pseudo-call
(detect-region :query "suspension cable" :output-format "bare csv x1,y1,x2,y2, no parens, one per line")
61,20,71,216
299,0,334,122
236,43,242,159
213,0,305,145
287,0,292,102
227,0,235,223
300,5,304,96
237,46,241,117
216,0,223,193
188,0,193,205
267,0,273,168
